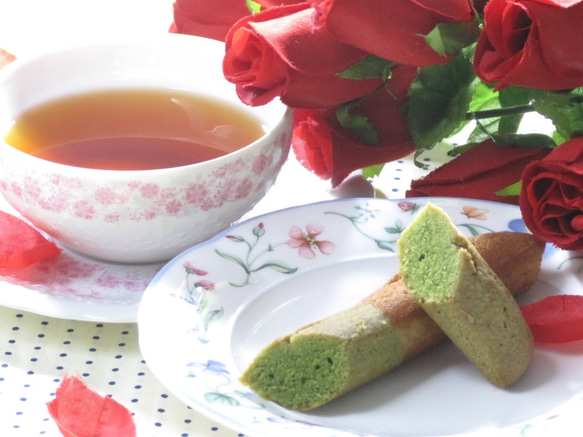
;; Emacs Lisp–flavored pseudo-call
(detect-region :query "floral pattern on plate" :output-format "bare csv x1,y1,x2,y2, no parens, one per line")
139,197,583,437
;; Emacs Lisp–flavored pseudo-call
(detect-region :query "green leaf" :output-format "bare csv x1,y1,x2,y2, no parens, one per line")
497,87,530,133
204,392,240,406
406,51,477,150
362,164,385,179
254,261,298,275
466,85,530,142
337,55,395,81
202,308,224,330
490,132,556,148
530,88,583,141
336,102,379,145
215,249,248,271
447,142,477,157
422,19,481,58
497,181,522,197
467,81,499,113
384,219,404,234
412,149,430,168
376,241,396,251
246,0,261,13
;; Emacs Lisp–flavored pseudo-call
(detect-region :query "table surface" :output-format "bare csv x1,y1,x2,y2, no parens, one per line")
0,2,433,435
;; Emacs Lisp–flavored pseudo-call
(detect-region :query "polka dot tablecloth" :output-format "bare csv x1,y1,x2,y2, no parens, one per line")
0,306,246,436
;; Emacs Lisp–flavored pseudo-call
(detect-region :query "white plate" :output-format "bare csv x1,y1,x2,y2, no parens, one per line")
0,198,163,323
138,197,583,437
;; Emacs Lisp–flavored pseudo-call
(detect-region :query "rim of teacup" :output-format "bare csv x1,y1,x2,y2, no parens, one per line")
0,33,293,177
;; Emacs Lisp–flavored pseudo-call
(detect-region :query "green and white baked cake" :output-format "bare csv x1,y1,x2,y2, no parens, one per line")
239,303,408,411
398,203,534,387
240,230,543,410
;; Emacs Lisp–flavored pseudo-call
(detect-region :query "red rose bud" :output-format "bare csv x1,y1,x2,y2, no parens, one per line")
169,0,251,41
47,375,136,437
407,140,551,205
223,4,384,108
519,137,583,250
475,0,583,90
293,66,418,186
310,0,477,67
292,109,334,180
0,211,61,269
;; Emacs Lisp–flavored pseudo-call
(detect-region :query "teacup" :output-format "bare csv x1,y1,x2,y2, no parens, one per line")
0,34,293,264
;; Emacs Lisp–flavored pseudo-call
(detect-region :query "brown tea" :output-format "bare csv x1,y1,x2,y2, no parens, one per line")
3,88,266,170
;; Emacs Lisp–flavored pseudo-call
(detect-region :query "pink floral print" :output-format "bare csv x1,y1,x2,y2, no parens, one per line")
0,138,288,224
287,223,335,259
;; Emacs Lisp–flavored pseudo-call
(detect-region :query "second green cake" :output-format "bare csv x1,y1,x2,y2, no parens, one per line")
398,203,533,387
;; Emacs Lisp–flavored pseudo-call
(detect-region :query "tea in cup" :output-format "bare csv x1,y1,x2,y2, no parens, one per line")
0,34,293,263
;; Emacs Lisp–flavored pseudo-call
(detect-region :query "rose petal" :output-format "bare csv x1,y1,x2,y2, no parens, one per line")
521,295,583,343
312,0,476,67
315,240,335,255
0,211,61,269
407,140,552,205
0,48,16,69
169,0,251,41
47,375,136,437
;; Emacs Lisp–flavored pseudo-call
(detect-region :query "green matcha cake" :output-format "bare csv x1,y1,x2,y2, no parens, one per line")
398,203,533,387
240,304,408,411
240,231,543,410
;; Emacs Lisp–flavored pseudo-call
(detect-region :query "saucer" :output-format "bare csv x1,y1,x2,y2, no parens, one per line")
0,196,163,323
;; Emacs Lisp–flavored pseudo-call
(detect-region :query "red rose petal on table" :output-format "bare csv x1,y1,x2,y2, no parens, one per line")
521,295,583,343
0,47,16,69
47,375,136,437
0,211,61,268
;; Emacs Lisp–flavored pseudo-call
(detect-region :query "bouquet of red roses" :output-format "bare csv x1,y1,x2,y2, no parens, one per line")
171,0,583,251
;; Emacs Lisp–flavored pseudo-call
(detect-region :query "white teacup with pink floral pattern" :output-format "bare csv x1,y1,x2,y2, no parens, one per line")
0,34,293,263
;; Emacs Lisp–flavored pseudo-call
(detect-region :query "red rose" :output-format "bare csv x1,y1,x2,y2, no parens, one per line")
519,137,583,250
292,66,418,186
310,0,476,67
474,0,583,90
293,110,334,180
169,0,251,41
223,4,384,108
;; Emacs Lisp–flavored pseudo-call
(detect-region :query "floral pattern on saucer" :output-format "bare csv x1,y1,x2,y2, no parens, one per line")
0,195,162,322
0,249,161,303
